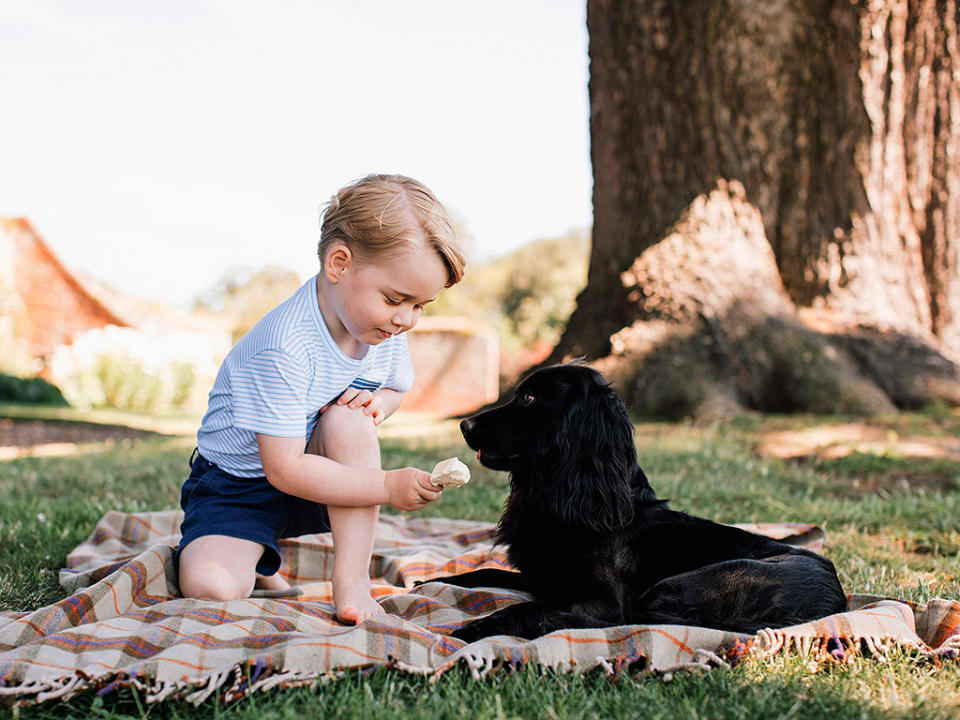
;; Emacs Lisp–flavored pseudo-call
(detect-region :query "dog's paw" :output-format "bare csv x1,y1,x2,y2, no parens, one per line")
412,576,454,588
451,617,504,643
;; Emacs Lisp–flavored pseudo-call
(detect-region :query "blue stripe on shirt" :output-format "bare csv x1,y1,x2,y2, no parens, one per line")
196,275,415,477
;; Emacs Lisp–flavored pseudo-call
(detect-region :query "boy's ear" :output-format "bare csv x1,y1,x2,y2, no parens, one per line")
324,243,353,283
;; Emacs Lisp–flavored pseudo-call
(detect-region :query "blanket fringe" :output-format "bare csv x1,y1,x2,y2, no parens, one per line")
183,669,231,705
2,627,957,707
691,648,730,672
429,645,651,683
34,675,85,704
929,634,960,658
464,652,498,680
749,629,942,668
0,663,327,708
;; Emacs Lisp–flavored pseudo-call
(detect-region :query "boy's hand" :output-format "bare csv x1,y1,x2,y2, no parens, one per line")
384,468,442,511
323,389,384,425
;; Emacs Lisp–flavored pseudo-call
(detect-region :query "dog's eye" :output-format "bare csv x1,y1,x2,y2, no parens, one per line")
519,394,535,406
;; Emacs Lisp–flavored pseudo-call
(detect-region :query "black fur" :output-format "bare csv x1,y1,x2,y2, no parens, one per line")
434,364,848,642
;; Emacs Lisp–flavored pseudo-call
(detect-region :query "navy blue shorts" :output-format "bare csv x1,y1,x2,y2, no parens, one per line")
176,450,331,576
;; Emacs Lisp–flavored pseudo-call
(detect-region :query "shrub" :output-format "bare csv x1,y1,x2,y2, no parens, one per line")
48,325,227,414
428,229,590,357
0,373,69,406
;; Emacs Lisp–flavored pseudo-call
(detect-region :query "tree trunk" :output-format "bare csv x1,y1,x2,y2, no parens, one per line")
552,0,960,417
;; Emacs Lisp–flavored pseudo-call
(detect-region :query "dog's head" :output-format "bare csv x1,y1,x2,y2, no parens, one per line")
460,363,637,532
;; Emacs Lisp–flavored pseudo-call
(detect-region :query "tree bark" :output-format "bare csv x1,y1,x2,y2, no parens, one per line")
553,0,960,416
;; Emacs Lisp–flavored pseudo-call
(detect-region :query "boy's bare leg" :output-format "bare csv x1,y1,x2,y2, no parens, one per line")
255,571,290,591
327,505,382,623
178,534,263,600
308,404,384,624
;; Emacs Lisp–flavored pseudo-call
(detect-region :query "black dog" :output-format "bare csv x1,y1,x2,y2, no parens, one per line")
432,364,847,643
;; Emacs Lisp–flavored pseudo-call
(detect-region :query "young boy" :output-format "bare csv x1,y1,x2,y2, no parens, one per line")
176,174,466,624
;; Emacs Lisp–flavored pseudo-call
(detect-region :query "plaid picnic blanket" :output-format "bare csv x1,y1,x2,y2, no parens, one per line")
1,510,958,705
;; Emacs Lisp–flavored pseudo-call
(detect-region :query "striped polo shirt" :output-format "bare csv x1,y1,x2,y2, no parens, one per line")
196,274,414,477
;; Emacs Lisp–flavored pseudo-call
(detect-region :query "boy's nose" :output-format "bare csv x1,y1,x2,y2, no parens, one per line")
392,308,413,330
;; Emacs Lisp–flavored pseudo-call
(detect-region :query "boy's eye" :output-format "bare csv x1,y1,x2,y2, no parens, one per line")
384,296,401,306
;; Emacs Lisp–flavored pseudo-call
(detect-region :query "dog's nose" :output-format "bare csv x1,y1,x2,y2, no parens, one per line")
459,418,475,435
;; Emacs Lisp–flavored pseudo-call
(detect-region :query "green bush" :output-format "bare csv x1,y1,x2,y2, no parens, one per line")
87,356,200,414
168,361,196,409
0,373,69,406
96,356,163,412
429,229,590,354
52,355,202,414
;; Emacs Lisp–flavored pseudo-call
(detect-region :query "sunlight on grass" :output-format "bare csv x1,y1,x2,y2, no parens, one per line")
0,402,202,436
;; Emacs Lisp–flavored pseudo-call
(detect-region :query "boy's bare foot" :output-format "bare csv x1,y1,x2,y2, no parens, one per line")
255,572,290,591
333,577,385,624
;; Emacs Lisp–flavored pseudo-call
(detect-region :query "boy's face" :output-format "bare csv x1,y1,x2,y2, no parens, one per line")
326,238,448,347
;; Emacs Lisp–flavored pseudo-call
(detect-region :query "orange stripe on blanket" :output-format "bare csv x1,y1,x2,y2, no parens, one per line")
128,514,170,538
861,609,910,622
92,621,197,641
110,582,121,616
2,658,85,673
931,614,960,649
290,640,398,662
11,618,48,638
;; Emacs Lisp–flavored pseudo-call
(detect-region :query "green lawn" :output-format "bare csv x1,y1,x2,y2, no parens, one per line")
1,409,959,719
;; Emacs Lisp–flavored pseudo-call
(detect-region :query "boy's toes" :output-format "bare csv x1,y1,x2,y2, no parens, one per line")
337,606,361,624
336,598,384,625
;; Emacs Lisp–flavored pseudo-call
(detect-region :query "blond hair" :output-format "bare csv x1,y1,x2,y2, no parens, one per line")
318,174,465,287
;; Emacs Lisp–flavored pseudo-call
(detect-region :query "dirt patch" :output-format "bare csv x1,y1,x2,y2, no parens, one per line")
755,420,960,496
754,422,960,461
0,417,165,459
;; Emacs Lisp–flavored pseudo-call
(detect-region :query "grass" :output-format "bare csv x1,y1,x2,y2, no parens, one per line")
1,407,959,718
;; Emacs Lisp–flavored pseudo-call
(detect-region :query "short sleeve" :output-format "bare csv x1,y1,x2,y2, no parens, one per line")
384,334,415,393
231,349,309,437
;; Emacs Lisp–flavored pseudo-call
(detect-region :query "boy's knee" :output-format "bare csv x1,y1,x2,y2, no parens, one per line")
312,404,377,453
178,559,254,601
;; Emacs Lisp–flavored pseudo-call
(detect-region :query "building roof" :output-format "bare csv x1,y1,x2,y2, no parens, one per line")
2,217,128,327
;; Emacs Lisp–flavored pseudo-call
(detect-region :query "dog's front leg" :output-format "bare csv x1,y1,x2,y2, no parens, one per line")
524,601,622,638
451,601,544,643
452,602,614,643
419,569,531,592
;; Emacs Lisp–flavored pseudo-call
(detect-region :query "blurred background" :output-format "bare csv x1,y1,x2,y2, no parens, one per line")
3,0,960,432
1,0,592,418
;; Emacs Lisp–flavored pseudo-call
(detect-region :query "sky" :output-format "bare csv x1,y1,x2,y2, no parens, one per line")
1,0,592,309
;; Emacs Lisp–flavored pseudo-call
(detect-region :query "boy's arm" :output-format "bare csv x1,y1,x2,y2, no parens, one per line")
256,434,439,510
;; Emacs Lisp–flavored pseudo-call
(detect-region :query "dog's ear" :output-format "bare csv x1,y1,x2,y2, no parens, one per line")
535,381,636,533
